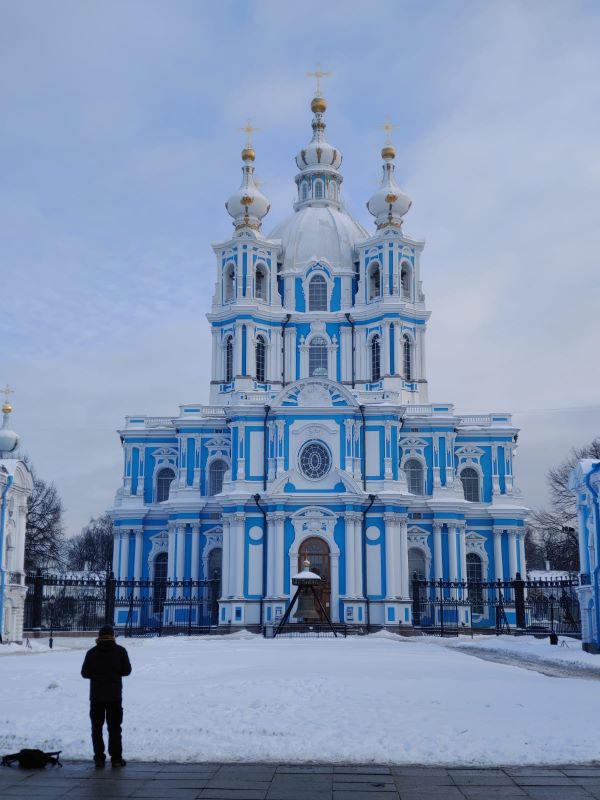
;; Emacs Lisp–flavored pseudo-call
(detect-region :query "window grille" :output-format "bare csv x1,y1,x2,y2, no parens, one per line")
371,335,381,382
466,553,484,613
401,264,411,298
309,336,328,376
299,441,331,480
369,265,381,300
403,335,412,380
315,180,323,199
152,552,168,613
224,265,235,302
255,267,267,301
256,336,266,383
225,337,233,383
460,467,480,502
208,460,227,496
156,468,175,503
308,274,327,311
404,459,424,495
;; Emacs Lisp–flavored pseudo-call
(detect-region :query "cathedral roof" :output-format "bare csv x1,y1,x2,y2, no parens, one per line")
268,203,367,272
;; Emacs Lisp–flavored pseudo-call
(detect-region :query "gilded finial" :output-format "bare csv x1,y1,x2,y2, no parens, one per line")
307,63,331,113
381,120,397,159
2,384,14,414
240,119,259,161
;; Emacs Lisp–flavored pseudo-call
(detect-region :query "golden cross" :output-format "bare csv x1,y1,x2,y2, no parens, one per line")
240,119,260,149
382,120,398,144
307,63,331,96
2,384,14,404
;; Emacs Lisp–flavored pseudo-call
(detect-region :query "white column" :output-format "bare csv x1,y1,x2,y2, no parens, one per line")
167,524,176,583
353,514,363,597
119,530,130,581
384,514,398,598
459,525,467,585
433,523,443,582
448,525,458,597
266,514,276,597
221,518,231,598
111,533,119,576
176,524,186,583
134,529,143,582
345,513,357,596
381,320,390,377
274,514,285,597
191,524,200,596
494,528,504,581
400,518,409,599
518,531,526,577
234,513,245,598
234,321,243,377
508,529,518,579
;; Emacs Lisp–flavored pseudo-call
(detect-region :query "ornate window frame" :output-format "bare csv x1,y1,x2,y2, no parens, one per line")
302,264,333,313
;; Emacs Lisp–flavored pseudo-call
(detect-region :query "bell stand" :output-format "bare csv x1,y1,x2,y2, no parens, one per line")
273,564,338,638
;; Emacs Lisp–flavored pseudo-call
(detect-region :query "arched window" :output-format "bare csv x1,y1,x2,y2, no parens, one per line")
408,548,427,598
208,459,227,496
256,335,266,383
403,335,413,380
404,459,424,495
308,274,327,311
156,468,175,503
369,264,381,300
371,335,381,382
309,336,328,376
466,553,484,613
401,263,411,299
224,336,233,383
152,552,168,613
314,180,323,199
301,182,308,201
255,265,267,301
460,467,480,502
224,264,235,302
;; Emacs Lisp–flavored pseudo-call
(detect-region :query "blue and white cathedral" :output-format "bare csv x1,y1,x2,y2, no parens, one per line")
109,90,528,629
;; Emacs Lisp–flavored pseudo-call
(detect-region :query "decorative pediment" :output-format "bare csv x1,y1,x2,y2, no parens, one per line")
275,378,358,409
465,530,488,560
291,506,337,539
148,531,168,561
205,437,231,455
153,447,178,459
400,437,428,448
408,526,429,548
456,446,484,458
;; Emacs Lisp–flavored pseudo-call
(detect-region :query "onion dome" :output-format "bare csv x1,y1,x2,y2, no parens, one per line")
0,401,19,457
294,94,343,208
225,148,270,234
367,144,412,229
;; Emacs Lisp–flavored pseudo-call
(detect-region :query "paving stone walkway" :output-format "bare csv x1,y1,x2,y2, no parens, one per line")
2,762,600,800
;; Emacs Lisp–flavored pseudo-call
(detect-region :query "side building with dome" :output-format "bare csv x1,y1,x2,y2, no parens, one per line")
108,92,528,630
0,397,33,643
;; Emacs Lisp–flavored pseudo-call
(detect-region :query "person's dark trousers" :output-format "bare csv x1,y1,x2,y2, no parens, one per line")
90,702,123,761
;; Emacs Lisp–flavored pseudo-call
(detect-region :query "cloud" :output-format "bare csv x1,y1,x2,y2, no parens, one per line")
1,0,599,533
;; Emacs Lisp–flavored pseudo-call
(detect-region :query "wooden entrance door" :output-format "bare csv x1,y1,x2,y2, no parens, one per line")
298,537,331,621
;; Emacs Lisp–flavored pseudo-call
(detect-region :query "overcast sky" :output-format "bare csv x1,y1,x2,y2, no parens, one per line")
1,0,599,535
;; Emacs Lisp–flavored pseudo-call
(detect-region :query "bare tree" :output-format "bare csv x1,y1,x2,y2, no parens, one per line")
66,514,114,575
23,457,66,570
531,437,600,572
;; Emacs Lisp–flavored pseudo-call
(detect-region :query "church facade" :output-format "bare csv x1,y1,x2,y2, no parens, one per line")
108,92,528,629
0,397,33,643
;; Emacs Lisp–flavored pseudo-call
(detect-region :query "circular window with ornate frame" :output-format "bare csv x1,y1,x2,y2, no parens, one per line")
298,440,332,481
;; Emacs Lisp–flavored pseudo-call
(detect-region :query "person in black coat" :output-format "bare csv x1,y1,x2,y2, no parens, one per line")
81,624,132,767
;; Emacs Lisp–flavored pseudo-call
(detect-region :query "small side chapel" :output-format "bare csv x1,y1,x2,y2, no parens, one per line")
109,86,528,630
0,390,33,643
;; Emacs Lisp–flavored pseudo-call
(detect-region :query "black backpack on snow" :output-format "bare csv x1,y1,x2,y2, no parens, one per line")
1,749,62,768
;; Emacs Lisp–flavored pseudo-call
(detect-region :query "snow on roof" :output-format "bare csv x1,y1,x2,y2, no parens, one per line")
292,569,321,581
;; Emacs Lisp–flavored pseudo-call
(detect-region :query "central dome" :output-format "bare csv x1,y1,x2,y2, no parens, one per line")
269,204,368,271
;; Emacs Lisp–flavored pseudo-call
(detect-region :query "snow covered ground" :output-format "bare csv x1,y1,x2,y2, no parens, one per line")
1,632,599,765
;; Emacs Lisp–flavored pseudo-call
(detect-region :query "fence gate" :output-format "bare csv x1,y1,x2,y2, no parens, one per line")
24,572,220,637
411,576,581,638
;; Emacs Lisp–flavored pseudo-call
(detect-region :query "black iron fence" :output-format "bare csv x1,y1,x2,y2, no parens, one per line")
23,572,221,638
265,623,348,638
412,575,581,638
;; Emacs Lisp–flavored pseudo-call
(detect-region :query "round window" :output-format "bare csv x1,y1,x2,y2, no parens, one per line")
299,441,331,481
